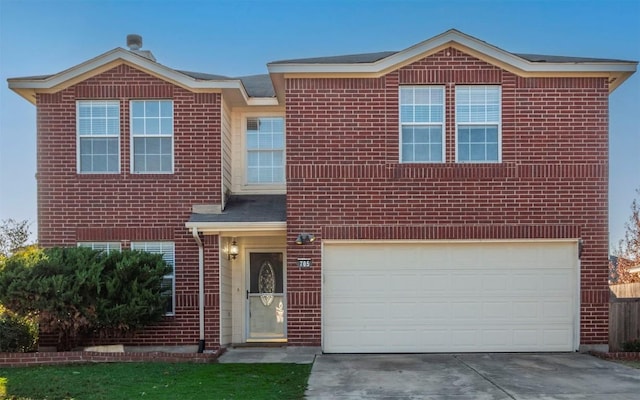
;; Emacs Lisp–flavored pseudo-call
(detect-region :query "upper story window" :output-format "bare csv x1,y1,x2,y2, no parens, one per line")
455,86,501,163
246,117,284,184
77,242,122,253
399,86,444,163
77,100,120,173
131,241,175,316
131,100,173,173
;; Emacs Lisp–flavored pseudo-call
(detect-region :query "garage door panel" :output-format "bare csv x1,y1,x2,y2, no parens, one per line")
482,274,509,291
513,302,542,320
389,302,422,319
420,273,450,291
451,302,482,319
323,241,577,353
482,302,512,318
391,273,422,293
544,330,572,346
512,274,543,291
454,275,478,292
542,273,572,291
543,301,572,319
419,302,451,319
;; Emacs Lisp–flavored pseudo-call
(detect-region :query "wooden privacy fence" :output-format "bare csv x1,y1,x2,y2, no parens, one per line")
609,298,640,352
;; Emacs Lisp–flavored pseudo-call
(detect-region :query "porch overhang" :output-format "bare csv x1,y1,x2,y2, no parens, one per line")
185,194,286,235
186,222,286,235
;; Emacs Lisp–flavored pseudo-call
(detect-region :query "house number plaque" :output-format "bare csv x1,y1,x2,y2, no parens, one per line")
297,258,312,269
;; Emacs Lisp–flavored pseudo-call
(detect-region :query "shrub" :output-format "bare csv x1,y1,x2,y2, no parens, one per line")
622,338,640,352
0,246,171,350
0,306,38,352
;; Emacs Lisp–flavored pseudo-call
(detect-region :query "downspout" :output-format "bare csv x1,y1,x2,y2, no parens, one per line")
192,227,205,353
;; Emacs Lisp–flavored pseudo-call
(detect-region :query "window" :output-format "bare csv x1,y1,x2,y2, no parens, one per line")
399,86,444,163
131,242,175,315
456,86,501,162
246,117,284,184
131,100,173,173
78,242,122,253
77,100,120,173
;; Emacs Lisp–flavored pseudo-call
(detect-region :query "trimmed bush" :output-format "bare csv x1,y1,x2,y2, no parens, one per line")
0,246,171,351
0,306,37,352
622,338,640,352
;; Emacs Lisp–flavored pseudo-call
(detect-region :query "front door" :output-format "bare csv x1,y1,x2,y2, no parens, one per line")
247,252,286,341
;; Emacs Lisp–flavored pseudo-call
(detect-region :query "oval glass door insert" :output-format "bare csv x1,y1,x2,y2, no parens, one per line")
258,260,275,306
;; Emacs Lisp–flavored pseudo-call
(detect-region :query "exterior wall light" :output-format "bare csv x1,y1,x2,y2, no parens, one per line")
228,239,239,260
295,233,316,245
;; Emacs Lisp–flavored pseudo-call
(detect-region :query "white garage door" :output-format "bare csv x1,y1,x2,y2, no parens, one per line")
323,241,578,353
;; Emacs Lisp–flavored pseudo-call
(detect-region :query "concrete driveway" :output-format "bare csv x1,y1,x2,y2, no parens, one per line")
305,353,640,399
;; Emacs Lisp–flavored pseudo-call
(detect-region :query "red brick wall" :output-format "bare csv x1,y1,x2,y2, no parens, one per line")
35,64,222,348
0,351,219,367
285,47,610,346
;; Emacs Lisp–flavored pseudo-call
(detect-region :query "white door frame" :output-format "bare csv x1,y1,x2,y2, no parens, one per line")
244,247,287,342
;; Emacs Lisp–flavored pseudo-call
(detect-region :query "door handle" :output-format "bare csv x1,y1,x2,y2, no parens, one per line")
246,290,249,300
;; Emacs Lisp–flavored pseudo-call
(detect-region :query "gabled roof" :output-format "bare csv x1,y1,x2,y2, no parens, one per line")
8,29,637,106
267,29,636,93
271,51,398,65
8,48,278,106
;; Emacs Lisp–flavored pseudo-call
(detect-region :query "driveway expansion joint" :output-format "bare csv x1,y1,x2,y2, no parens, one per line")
453,355,516,400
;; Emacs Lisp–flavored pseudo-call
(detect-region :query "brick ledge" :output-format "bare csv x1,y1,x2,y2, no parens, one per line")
0,350,221,367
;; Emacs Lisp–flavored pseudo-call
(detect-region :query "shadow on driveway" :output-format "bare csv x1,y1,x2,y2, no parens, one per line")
305,353,640,399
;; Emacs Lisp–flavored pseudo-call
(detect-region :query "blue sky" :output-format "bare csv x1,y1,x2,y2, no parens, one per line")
0,0,638,247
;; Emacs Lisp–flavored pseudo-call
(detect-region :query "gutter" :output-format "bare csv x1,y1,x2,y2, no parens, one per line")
192,227,205,353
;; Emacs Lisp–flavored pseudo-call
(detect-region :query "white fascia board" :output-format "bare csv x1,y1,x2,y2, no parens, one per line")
185,221,286,234
7,48,254,101
267,30,637,75
246,97,280,106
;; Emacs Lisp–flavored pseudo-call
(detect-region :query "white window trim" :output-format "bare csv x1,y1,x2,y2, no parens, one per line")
239,112,286,190
131,241,176,316
455,85,502,163
129,100,175,174
77,242,122,253
76,100,120,174
399,86,446,163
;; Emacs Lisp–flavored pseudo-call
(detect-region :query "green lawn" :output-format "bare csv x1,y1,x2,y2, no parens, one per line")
616,360,640,369
0,362,311,400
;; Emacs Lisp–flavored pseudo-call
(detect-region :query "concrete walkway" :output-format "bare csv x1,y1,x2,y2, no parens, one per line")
216,346,320,364
305,353,640,399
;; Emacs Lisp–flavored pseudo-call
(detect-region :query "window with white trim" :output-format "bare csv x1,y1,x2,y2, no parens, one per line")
131,242,175,315
131,100,173,173
77,242,122,253
455,86,501,162
399,86,445,163
77,100,120,173
246,117,285,184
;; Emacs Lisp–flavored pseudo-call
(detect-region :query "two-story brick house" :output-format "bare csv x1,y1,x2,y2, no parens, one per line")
8,30,636,353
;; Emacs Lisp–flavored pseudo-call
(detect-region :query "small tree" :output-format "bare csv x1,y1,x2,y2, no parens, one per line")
0,246,171,350
0,219,32,257
613,187,640,284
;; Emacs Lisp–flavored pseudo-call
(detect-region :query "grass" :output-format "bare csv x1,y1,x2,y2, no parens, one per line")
0,362,311,400
615,360,640,369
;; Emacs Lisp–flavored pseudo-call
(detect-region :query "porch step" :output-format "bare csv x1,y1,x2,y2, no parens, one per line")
229,342,287,348
218,346,320,364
